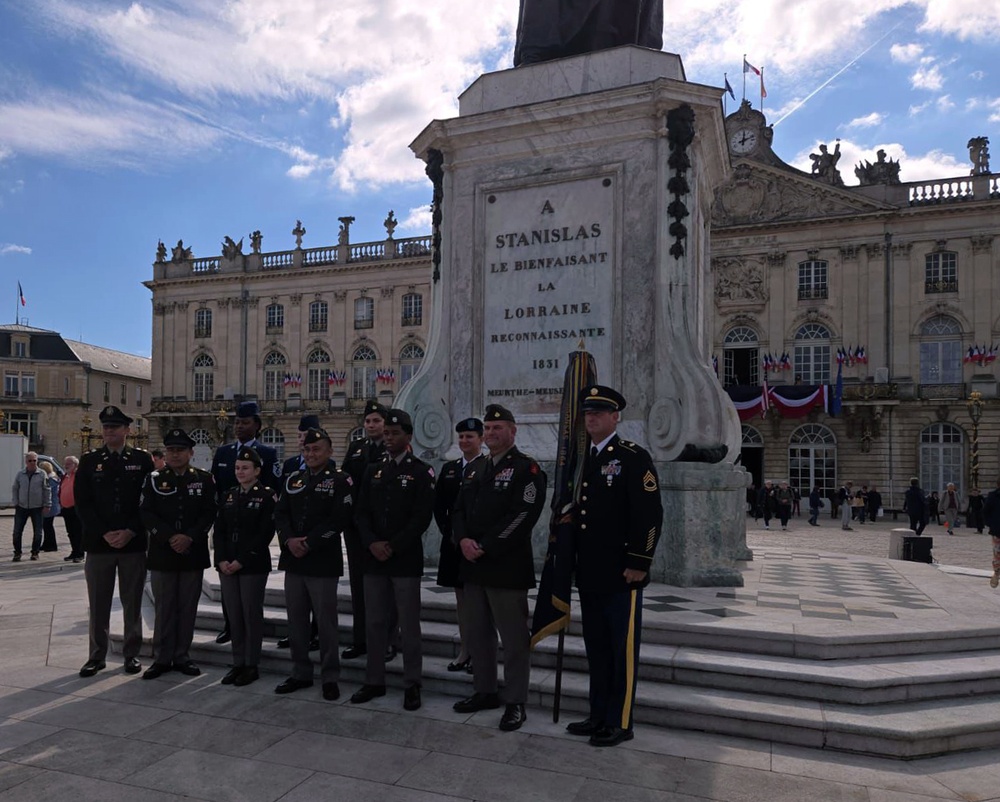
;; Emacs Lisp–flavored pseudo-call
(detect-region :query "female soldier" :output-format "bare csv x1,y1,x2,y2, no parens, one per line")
215,446,276,686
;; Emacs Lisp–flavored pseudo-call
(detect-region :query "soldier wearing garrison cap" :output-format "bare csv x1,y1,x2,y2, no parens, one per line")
433,417,486,673
140,429,217,680
565,384,663,748
75,405,155,678
273,427,355,701
351,409,435,711
214,446,276,687
452,404,547,732
340,399,391,660
210,401,280,644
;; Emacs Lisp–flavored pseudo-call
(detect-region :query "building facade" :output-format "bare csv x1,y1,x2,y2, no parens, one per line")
145,217,432,464
713,101,999,510
0,324,151,459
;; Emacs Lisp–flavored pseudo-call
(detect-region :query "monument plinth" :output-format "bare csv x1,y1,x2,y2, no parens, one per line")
400,46,749,586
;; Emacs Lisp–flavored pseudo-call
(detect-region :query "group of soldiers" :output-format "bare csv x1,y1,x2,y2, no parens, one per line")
72,384,663,747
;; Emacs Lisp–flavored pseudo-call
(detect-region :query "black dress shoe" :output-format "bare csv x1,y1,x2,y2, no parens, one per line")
589,726,634,747
274,677,313,694
566,718,602,736
173,661,201,676
309,636,320,651
233,667,259,687
63,554,76,562
12,554,21,562
123,658,142,675
350,684,386,704
403,685,422,711
447,657,472,672
79,659,106,678
453,692,501,713
215,629,231,645
276,636,290,648
341,645,366,660
322,682,340,701
384,645,398,663
142,662,173,680
29,553,38,561
499,703,526,731
221,667,242,685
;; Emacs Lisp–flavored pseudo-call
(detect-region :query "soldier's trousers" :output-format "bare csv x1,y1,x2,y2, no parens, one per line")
150,569,203,665
85,550,146,662
284,572,340,684
580,587,643,731
219,572,268,667
461,583,530,704
363,574,422,687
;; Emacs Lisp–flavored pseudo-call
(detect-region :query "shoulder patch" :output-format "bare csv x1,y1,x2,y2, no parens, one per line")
529,463,539,475
523,481,537,504
643,470,658,492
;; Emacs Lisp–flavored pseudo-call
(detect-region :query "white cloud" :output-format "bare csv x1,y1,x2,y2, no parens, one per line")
908,100,932,116
845,112,883,128
911,60,944,91
920,0,1000,40
970,70,985,80
400,205,432,232
890,43,924,63
790,139,967,183
936,95,954,112
0,244,32,256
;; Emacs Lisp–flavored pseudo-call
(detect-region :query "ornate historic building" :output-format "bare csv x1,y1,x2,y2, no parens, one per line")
713,101,999,510
144,215,432,464
0,324,151,459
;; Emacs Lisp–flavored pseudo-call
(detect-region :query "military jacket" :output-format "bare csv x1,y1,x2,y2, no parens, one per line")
342,437,386,494
575,434,663,593
75,445,155,555
453,446,547,589
355,453,436,577
433,455,485,545
213,482,276,574
141,467,217,572
274,466,353,577
211,439,280,499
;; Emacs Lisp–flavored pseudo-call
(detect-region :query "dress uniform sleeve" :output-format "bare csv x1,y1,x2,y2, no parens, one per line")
185,473,217,542
388,466,435,555
478,460,547,558
273,481,294,545
237,491,276,566
257,446,281,494
140,473,175,545
304,474,352,553
624,450,663,572
432,465,454,538
73,455,104,535
213,496,229,567
354,464,377,547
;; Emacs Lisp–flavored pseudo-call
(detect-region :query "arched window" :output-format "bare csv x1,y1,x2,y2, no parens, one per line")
919,315,962,385
402,293,423,326
309,300,328,332
352,345,377,399
354,297,374,329
261,427,286,462
195,308,212,338
793,324,831,384
307,348,332,401
920,423,964,499
192,353,214,401
788,424,837,500
741,425,763,446
263,351,287,401
189,428,212,445
723,326,759,387
399,343,425,389
266,303,284,333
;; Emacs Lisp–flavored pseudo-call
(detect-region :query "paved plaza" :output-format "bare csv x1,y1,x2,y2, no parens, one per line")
3,513,1000,801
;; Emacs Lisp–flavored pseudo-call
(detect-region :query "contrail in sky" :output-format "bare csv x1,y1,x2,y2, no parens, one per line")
773,23,902,127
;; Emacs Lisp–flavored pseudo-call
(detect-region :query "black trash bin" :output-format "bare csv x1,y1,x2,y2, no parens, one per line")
902,536,933,564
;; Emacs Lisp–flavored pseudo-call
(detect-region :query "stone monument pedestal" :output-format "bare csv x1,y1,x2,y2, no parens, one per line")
402,46,750,587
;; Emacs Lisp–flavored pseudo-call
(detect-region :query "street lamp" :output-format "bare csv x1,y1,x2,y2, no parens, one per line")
967,391,984,490
215,407,229,443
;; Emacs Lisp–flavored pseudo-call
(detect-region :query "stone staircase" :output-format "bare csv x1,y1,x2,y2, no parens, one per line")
109,570,1000,760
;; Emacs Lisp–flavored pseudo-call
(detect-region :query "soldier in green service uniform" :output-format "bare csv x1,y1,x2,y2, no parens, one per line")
564,385,663,747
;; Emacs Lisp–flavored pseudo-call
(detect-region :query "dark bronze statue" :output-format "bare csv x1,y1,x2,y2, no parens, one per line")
514,0,663,67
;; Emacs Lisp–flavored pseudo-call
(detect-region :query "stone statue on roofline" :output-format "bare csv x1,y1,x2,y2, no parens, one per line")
514,0,663,67
155,240,167,263
292,220,306,249
170,239,193,262
968,137,990,176
854,149,901,186
250,230,262,254
221,236,243,260
809,140,844,186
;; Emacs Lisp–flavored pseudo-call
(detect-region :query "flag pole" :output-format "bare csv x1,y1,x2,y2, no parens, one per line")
742,54,747,101
723,72,728,116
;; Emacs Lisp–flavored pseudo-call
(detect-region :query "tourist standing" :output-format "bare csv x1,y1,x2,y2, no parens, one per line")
838,481,854,531
38,460,61,552
903,477,928,536
11,452,50,561
942,483,960,532
757,480,774,530
968,488,985,534
775,481,793,530
867,485,883,525
60,456,84,562
808,486,822,526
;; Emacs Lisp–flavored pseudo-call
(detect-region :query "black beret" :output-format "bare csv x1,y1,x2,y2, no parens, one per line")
456,417,484,434
98,405,133,426
163,428,196,448
363,400,389,420
298,414,321,432
236,446,262,467
579,384,627,412
386,408,413,434
302,427,332,446
484,404,515,423
236,401,261,419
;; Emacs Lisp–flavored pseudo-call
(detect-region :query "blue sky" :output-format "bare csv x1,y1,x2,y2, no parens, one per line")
0,0,997,357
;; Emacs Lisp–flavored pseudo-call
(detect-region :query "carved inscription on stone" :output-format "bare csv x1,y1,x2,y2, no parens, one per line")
482,175,614,417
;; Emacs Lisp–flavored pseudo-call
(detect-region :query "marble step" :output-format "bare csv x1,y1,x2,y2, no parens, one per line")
191,597,1000,706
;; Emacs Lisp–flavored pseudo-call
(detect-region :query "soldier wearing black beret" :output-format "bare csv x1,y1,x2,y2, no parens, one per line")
433,418,486,672
213,446,276,686
75,405,155,678
340,400,390,660
452,404,547,732
565,385,663,747
140,429,218,679
273,428,355,701
351,409,436,711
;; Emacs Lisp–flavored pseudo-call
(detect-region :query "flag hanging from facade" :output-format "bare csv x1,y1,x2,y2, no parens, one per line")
830,361,844,416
